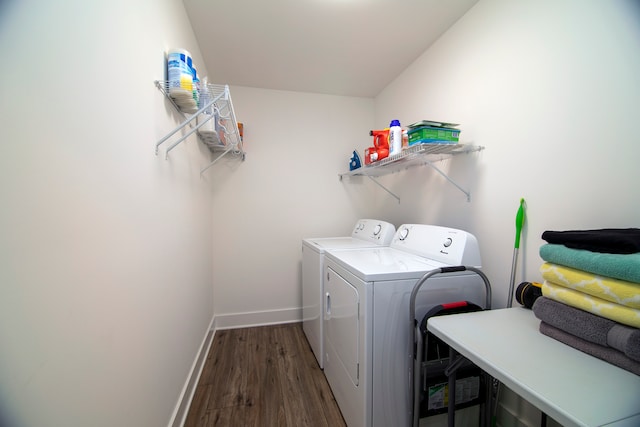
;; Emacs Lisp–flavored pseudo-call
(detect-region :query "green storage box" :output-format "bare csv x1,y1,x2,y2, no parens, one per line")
408,126,460,145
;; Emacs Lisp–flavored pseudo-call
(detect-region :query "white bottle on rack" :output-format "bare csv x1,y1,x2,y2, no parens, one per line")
197,76,220,146
389,119,402,156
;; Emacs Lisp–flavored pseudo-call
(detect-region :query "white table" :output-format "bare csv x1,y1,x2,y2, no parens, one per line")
427,307,640,427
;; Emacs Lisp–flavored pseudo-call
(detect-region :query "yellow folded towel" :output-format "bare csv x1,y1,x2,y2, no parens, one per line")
542,281,640,328
540,262,640,309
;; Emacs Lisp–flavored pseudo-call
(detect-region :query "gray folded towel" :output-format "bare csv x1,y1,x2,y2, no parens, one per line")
539,321,640,376
533,297,640,362
608,324,640,362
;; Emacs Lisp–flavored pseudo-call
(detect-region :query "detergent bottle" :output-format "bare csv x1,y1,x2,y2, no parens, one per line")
367,129,390,164
389,119,402,156
370,129,389,151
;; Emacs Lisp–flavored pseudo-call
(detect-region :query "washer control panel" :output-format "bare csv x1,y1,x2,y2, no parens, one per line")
390,224,481,266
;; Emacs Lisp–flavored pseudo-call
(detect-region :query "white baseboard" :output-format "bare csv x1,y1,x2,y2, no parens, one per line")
167,316,215,427
495,402,534,427
213,307,302,330
494,386,554,427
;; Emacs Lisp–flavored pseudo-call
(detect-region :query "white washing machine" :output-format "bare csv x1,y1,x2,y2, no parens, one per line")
302,219,396,369
323,224,486,427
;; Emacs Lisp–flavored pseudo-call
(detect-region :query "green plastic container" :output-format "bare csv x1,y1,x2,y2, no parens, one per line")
408,126,460,145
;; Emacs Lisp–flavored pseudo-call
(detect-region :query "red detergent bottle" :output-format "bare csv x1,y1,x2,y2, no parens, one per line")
365,129,389,164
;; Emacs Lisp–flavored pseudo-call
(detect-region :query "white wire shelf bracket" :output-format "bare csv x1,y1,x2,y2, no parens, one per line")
154,81,245,174
339,143,484,203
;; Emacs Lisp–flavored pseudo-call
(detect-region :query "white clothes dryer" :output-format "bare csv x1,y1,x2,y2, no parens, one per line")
323,224,486,427
302,219,396,369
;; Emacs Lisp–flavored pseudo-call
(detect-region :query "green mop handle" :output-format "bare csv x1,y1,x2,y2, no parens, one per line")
507,198,526,308
515,198,525,248
495,199,527,425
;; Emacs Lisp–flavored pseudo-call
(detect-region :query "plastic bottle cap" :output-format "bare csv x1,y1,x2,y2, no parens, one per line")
390,119,401,127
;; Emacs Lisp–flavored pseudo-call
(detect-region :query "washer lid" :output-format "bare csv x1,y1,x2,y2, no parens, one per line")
325,247,449,282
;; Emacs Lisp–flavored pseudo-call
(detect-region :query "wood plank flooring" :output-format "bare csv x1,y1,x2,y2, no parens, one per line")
184,323,346,427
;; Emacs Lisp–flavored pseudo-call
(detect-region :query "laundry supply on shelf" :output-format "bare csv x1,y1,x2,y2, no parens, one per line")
408,126,460,145
349,150,361,171
365,128,390,165
196,75,223,146
388,119,402,156
167,48,197,113
192,68,200,107
406,119,460,145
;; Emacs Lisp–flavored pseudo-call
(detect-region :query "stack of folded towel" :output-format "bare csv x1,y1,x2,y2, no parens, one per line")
533,228,640,375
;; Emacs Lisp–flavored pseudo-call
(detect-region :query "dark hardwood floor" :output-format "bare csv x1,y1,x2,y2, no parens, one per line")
184,323,346,427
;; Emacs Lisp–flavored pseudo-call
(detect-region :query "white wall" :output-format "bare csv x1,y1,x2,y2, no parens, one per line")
372,0,640,425
2,0,637,425
374,0,640,306
0,1,215,426
207,86,375,328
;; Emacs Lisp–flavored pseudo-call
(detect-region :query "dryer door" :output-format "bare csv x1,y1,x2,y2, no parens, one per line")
325,266,359,386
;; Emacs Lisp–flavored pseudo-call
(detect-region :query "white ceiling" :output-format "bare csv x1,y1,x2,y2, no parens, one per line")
183,0,478,98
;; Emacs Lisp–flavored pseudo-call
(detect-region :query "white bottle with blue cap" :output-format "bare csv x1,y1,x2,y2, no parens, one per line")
389,119,402,156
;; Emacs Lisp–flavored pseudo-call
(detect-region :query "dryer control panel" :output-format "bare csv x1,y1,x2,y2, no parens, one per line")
390,224,481,266
351,219,396,245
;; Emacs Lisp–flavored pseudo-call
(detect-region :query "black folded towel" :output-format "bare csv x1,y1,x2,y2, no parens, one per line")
541,228,640,254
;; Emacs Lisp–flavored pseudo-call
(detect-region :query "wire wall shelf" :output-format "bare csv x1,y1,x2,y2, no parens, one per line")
155,81,245,175
339,143,484,202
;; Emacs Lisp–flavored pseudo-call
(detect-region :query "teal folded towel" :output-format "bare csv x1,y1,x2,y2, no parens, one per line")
539,243,640,284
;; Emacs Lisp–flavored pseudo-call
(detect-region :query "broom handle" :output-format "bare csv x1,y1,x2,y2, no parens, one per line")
507,198,526,308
